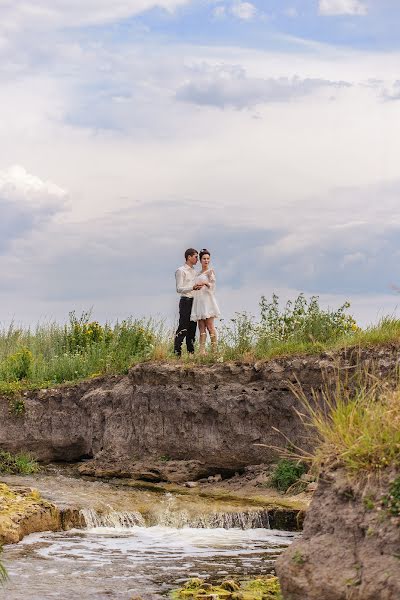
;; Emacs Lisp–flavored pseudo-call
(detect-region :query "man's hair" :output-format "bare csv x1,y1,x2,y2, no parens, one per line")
185,248,198,260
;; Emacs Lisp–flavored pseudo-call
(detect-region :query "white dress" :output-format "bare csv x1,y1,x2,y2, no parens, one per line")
190,269,221,321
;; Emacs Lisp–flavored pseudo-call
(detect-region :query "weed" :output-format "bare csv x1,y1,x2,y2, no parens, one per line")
0,298,400,392
269,459,307,493
0,547,7,584
363,496,375,510
290,375,400,474
0,449,39,474
9,397,25,416
381,477,400,517
292,550,306,566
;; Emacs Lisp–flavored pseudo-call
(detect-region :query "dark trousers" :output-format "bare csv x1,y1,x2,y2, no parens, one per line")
174,297,197,356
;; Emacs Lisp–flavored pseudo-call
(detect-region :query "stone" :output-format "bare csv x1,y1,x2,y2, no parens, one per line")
1,347,399,475
276,467,400,600
185,481,199,488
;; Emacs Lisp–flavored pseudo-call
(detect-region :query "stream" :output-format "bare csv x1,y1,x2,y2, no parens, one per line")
1,473,297,599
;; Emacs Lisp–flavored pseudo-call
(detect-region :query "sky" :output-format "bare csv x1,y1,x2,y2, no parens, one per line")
1,0,400,327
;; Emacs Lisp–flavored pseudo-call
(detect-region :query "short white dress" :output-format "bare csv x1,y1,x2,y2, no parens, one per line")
190,269,221,321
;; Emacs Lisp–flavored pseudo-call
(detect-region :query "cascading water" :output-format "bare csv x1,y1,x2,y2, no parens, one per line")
80,508,146,528
1,473,298,599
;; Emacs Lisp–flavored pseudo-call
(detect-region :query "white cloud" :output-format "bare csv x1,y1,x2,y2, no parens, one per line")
319,0,368,16
0,165,66,253
1,18,400,323
0,0,190,33
0,165,66,207
231,1,256,20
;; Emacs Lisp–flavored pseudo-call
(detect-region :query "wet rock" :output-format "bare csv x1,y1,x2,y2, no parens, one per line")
0,482,61,544
78,457,210,484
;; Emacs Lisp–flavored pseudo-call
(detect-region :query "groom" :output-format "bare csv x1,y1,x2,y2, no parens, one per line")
174,248,205,357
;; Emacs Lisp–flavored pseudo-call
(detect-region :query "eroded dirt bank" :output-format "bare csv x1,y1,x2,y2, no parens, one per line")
276,467,400,600
1,346,399,473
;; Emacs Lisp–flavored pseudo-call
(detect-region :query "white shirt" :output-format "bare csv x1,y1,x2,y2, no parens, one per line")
175,264,196,298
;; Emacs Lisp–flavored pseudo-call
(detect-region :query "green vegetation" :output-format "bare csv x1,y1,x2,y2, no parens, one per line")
0,549,7,585
292,376,400,474
171,576,282,600
381,477,400,516
0,450,39,475
0,295,399,392
269,460,307,493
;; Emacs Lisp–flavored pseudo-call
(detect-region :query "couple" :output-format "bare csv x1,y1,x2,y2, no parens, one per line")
174,248,220,357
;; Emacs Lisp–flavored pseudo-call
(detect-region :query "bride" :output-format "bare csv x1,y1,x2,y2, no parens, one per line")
190,248,221,355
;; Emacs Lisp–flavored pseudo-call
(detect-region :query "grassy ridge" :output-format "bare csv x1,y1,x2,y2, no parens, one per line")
0,295,399,394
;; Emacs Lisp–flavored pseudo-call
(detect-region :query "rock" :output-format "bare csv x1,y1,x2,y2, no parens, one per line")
1,348,400,472
208,474,223,483
185,481,199,488
0,483,62,544
276,467,400,600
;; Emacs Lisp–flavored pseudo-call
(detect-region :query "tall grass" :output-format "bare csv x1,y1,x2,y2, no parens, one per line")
291,374,400,474
0,295,400,392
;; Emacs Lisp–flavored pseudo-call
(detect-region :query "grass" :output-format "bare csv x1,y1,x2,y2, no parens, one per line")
290,373,400,474
0,450,40,475
0,296,399,393
269,459,307,493
0,552,7,585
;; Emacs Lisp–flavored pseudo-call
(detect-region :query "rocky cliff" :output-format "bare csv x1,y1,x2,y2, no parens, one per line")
276,466,400,600
0,345,398,473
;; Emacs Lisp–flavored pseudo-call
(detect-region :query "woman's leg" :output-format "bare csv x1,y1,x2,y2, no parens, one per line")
198,320,207,355
205,318,217,351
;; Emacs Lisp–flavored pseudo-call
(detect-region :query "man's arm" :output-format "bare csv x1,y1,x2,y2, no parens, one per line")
176,269,196,295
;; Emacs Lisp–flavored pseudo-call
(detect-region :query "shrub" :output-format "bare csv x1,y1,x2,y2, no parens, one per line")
0,450,39,474
270,459,307,492
65,311,112,353
258,293,357,348
5,347,33,381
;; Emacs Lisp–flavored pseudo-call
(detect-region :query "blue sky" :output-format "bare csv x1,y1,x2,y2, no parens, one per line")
0,0,400,326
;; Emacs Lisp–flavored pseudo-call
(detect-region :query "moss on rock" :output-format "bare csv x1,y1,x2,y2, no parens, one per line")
0,482,61,544
171,576,282,600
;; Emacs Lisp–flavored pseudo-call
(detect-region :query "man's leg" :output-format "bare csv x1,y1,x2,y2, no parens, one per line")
186,301,197,354
174,298,191,356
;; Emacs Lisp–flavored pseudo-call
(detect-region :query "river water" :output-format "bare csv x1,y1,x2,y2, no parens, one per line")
1,473,297,600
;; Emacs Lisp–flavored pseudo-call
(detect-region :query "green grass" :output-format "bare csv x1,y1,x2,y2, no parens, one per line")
269,459,307,493
0,450,40,475
290,374,400,474
0,297,399,393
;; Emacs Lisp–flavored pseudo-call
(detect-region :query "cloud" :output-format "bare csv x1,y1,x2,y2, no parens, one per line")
319,0,368,16
231,1,257,20
0,0,191,32
176,64,350,109
0,165,66,253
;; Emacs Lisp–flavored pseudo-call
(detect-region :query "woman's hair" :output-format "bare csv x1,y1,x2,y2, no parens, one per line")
199,248,211,260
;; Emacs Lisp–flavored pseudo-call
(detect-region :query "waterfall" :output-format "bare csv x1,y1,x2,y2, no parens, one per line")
80,508,145,528
79,506,270,530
